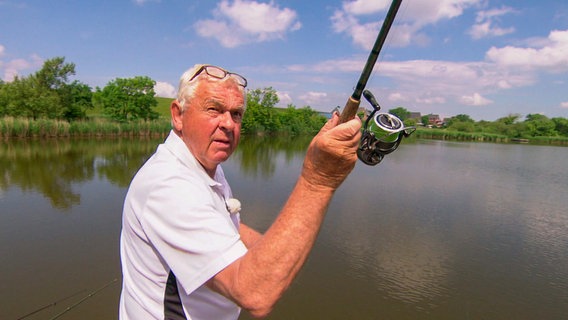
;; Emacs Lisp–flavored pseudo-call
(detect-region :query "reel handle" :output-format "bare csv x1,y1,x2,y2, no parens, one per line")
363,90,380,110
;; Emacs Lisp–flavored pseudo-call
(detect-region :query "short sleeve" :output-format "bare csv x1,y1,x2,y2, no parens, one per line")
141,173,247,295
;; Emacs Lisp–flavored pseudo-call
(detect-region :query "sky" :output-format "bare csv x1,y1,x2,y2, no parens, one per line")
1,0,567,121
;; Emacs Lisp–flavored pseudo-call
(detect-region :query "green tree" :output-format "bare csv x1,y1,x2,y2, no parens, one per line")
3,75,58,119
35,57,75,90
277,104,326,135
60,81,93,120
452,114,474,124
94,76,159,122
32,57,77,119
454,121,476,132
497,113,521,125
403,117,418,127
388,107,410,121
242,87,278,133
483,114,523,137
0,80,8,116
552,117,568,136
0,57,80,120
446,114,475,131
524,114,557,137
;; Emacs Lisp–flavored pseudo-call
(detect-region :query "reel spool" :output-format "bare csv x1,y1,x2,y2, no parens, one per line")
357,90,415,166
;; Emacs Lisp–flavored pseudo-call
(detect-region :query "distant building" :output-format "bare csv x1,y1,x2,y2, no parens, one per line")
427,114,443,127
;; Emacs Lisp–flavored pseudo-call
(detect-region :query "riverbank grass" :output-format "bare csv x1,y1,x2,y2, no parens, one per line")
1,117,171,138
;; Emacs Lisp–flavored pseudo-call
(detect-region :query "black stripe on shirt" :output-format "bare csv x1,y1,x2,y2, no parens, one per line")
164,271,187,320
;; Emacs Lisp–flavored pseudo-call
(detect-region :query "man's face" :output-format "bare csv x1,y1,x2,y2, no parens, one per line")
172,79,245,176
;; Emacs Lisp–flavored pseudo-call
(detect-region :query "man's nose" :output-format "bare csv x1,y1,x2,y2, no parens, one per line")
219,111,235,130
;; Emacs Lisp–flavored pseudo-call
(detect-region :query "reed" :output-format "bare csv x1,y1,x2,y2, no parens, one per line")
1,117,171,138
414,128,509,142
413,128,568,145
529,136,568,145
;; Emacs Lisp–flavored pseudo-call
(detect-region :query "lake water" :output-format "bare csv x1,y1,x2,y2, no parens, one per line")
1,136,567,320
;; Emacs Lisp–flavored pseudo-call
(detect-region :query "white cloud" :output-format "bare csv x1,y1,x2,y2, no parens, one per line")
388,92,408,103
132,0,160,5
469,22,515,39
417,95,446,105
194,0,301,48
332,0,482,50
154,81,176,98
282,21,566,114
460,93,493,106
561,102,568,109
486,29,568,72
378,59,534,94
475,6,515,22
1,54,43,82
342,0,390,16
403,0,480,25
276,91,293,105
288,55,535,111
469,6,515,39
0,44,5,57
299,91,327,107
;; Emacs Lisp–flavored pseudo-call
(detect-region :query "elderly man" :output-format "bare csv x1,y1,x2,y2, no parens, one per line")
119,64,361,319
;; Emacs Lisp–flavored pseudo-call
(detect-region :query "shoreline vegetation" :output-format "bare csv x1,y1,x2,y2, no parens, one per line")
2,57,566,146
2,116,567,146
0,116,171,139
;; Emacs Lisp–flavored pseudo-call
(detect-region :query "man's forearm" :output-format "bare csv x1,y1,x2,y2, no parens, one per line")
210,114,360,318
239,223,262,248
210,175,335,318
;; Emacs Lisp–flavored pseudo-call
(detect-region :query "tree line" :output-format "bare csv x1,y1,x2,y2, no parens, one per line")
1,56,567,139
0,57,158,122
0,57,325,135
389,107,568,139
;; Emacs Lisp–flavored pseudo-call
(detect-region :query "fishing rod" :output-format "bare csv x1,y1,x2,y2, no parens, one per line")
339,0,415,166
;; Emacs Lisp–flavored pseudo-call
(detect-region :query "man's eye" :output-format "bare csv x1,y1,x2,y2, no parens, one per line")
232,112,243,119
207,107,221,114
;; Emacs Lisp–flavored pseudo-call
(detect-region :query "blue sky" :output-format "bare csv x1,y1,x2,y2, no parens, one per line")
1,0,567,121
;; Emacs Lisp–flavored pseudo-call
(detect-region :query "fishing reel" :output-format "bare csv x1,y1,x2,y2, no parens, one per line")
357,90,415,166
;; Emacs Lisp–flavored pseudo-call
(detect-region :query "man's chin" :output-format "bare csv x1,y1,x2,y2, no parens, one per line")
211,150,232,163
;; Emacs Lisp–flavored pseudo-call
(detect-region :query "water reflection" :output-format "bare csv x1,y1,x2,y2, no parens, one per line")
233,134,311,178
0,135,310,210
0,137,163,209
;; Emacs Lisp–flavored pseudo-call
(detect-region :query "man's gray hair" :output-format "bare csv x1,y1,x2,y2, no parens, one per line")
176,64,246,112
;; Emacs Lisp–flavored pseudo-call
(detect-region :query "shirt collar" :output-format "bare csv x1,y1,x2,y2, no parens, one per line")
163,130,222,187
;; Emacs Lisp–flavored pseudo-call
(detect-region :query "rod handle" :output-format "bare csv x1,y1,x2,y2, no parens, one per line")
339,96,361,123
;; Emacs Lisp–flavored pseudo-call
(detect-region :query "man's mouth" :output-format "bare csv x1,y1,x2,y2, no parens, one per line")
212,138,231,147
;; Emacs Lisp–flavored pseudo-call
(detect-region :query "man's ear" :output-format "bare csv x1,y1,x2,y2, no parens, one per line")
171,100,183,131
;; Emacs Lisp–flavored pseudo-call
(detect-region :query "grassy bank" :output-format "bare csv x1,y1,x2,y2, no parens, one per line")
413,127,568,145
2,116,568,146
0,117,171,138
414,128,509,142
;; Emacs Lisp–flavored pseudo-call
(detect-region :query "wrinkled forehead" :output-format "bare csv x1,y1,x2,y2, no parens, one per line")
193,78,246,107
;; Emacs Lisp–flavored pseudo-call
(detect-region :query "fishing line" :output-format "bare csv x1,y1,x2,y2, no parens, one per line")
16,290,87,320
47,278,118,320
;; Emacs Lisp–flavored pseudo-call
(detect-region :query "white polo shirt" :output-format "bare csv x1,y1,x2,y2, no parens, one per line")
119,131,248,320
